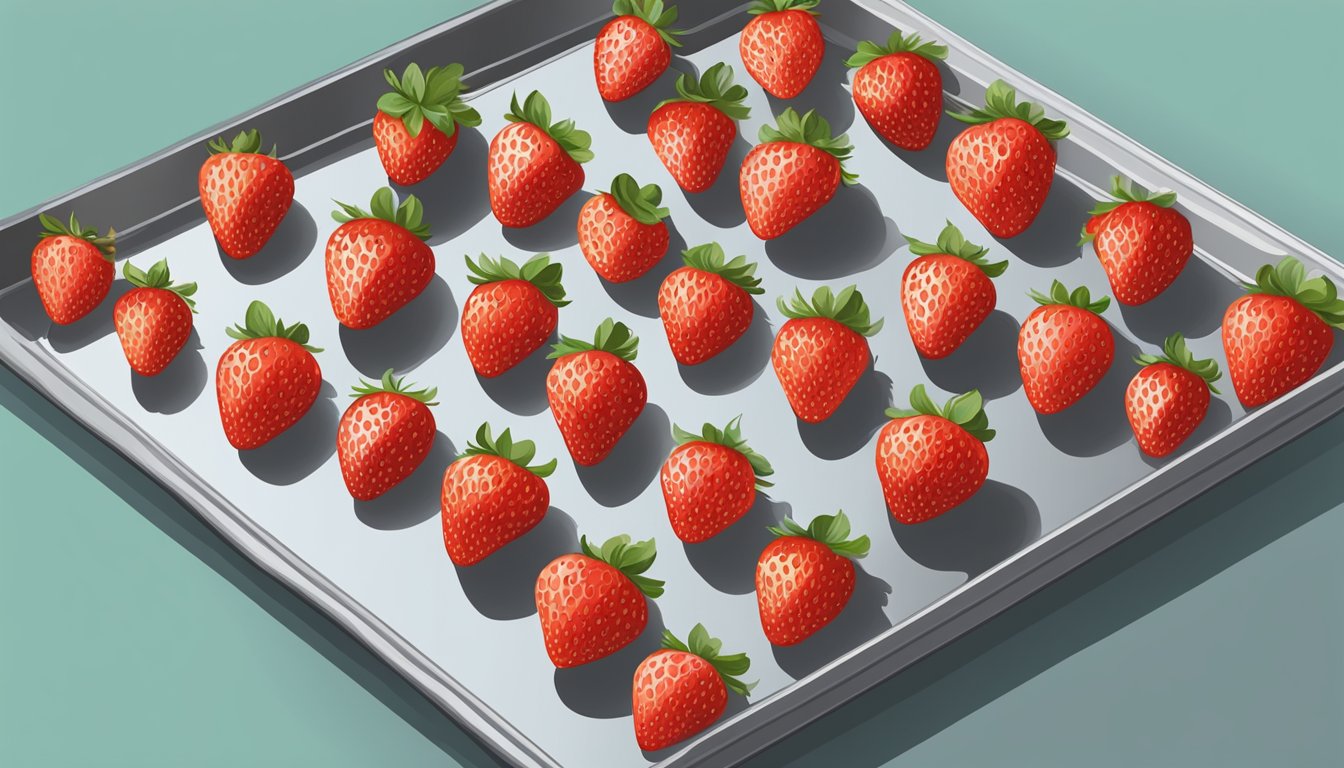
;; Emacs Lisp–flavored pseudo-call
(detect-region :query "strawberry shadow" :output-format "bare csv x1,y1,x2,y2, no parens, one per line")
879,110,960,182
677,300,774,396
602,64,685,135
1137,396,1234,468
683,495,788,595
130,327,207,414
771,567,893,680
352,431,455,531
1034,324,1142,458
393,127,491,245
456,507,578,621
553,601,665,719
46,280,132,353
1115,256,1242,345
764,185,899,279
574,403,673,507
889,480,1042,577
682,135,750,229
476,337,555,417
795,365,894,460
764,44,855,134
600,217,687,318
918,310,1023,401
218,201,317,285
337,276,457,377
238,382,339,485
0,282,51,342
500,194,583,252
990,178,1092,268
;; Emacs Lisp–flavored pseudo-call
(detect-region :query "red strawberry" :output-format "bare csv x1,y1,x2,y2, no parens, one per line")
739,0,823,99
31,212,116,325
488,91,593,228
658,242,764,365
373,63,482,186
661,417,774,543
546,319,647,465
901,222,1006,359
462,253,570,377
216,301,322,450
1081,175,1194,305
633,624,754,751
577,173,671,283
441,423,556,565
113,259,196,376
199,130,294,259
1222,256,1343,408
1126,333,1221,457
325,187,434,329
740,108,856,240
648,62,751,193
536,534,665,667
594,0,683,102
1018,281,1114,414
772,285,883,423
755,511,869,646
946,80,1069,238
846,28,947,151
338,370,438,500
876,385,993,524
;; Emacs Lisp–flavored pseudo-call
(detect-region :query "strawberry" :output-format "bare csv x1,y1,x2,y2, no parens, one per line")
846,28,948,151
755,511,869,646
31,212,116,325
661,417,774,543
546,319,647,465
338,370,438,500
901,221,1006,359
740,108,856,240
1222,256,1344,408
216,301,322,450
658,242,764,365
772,285,883,423
739,0,823,99
594,0,683,102
633,624,754,751
199,129,294,259
577,173,671,283
1126,333,1221,457
1081,175,1194,306
113,259,197,376
441,423,557,565
876,385,993,524
373,62,482,186
647,62,751,193
1018,281,1114,414
946,80,1069,238
488,91,593,228
536,534,665,667
325,187,434,329
462,253,570,377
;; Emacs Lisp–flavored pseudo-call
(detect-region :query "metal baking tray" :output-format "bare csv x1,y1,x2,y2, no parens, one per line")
2,1,1341,766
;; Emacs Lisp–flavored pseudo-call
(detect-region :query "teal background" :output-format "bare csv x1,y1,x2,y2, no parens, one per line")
1,1,1341,766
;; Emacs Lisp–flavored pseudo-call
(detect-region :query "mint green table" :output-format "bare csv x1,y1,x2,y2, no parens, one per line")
2,2,1340,766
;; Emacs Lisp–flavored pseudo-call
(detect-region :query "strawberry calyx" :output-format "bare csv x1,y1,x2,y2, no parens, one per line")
661,624,755,697
548,318,639,361
656,62,750,120
1134,333,1221,395
671,415,774,488
759,108,858,185
777,284,883,337
225,300,322,352
846,28,947,68
460,422,557,478
948,79,1069,141
905,220,1006,278
206,128,277,158
37,212,116,259
377,62,482,139
505,91,594,164
465,253,570,307
1078,175,1179,244
331,187,431,240
681,243,764,295
1243,255,1344,329
1027,280,1110,315
613,0,684,47
885,384,995,442
352,368,440,405
606,173,670,226
748,0,820,15
122,259,197,312
767,511,870,559
579,534,665,598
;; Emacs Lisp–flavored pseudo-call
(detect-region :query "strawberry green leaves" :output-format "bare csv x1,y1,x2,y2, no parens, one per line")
1028,280,1110,315
1092,175,1177,214
760,108,857,185
461,422,557,477
378,62,481,139
465,253,570,307
846,27,947,68
607,173,670,226
352,368,439,404
748,0,819,14
659,62,750,120
662,624,755,697
681,243,764,294
331,187,431,240
206,128,277,158
549,318,640,361
226,300,321,352
1244,255,1344,329
672,415,774,488
505,90,594,164
778,284,884,336
886,384,995,442
37,211,116,258
768,511,870,559
905,220,1006,277
123,259,197,311
613,0,683,47
949,79,1069,141
580,534,665,598
1135,333,1222,394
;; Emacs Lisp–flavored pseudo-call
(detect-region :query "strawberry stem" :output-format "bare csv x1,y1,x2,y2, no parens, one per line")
612,0,684,47
1243,255,1344,329
662,624,755,697
505,91,594,164
122,259,197,312
777,284,883,337
605,173,669,226
206,128,277,158
885,384,995,442
225,300,322,352
331,187,431,240
905,220,1006,278
671,416,774,488
846,28,947,68
465,253,570,307
767,511,870,559
656,62,750,120
37,211,116,259
759,108,857,185
579,534,665,598
352,368,439,404
460,422,556,477
377,62,481,139
548,318,639,361
1027,280,1110,315
680,243,764,294
748,0,819,14
948,80,1069,141
1133,333,1222,395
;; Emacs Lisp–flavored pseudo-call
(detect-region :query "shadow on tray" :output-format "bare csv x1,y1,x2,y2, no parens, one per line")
678,301,774,396
796,365,893,460
772,567,893,680
353,432,455,531
239,382,339,485
889,480,1042,578
339,275,458,377
765,185,900,280
575,403,673,507
219,201,319,285
683,495,789,595
554,602,665,719
131,328,209,414
457,507,578,621
477,341,554,417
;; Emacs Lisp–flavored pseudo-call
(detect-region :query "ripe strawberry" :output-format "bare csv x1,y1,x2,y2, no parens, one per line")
31,212,116,325
577,173,671,283
325,187,434,329
199,129,294,259
488,91,593,228
846,28,947,151
441,423,557,565
658,242,764,365
876,385,993,524
739,0,823,99
648,62,751,193
462,253,570,377
1222,256,1344,408
546,319,647,465
946,80,1069,238
901,221,1006,358
113,259,197,376
1126,333,1222,457
633,624,754,751
755,511,869,646
1081,175,1194,306
772,285,883,423
338,370,438,500
373,62,482,186
661,417,774,543
1018,281,1114,414
536,534,665,667
740,108,856,240
594,0,683,102
216,301,322,450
